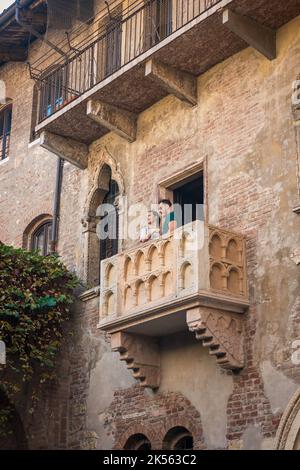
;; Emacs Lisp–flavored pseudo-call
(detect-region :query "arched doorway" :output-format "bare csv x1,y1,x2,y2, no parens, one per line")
275,388,300,450
163,426,194,450
123,433,152,450
0,390,28,450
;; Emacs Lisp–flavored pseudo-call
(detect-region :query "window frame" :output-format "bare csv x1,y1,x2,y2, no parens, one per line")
31,220,53,256
0,103,12,161
39,63,70,121
157,161,207,224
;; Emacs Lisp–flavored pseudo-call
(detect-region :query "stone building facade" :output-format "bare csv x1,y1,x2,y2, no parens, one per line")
1,0,300,450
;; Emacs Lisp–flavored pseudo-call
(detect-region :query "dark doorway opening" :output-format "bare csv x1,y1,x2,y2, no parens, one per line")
173,173,204,226
124,433,152,450
0,390,28,450
99,177,119,265
163,426,194,450
105,17,122,77
144,0,173,49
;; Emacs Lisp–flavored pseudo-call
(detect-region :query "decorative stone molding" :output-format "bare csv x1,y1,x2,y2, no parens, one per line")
111,332,160,389
292,75,300,212
186,306,244,370
99,222,248,385
81,215,98,234
274,387,300,450
87,147,125,202
82,150,126,285
209,226,247,297
79,286,100,302
99,221,248,324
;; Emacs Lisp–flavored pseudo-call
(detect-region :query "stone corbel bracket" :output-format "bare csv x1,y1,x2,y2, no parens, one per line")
111,331,160,389
39,130,88,169
186,307,244,370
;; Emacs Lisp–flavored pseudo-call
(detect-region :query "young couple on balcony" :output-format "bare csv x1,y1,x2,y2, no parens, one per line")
139,199,177,243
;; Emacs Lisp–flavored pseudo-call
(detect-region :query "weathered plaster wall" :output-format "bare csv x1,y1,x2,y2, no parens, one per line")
159,332,234,449
73,15,300,450
1,13,300,450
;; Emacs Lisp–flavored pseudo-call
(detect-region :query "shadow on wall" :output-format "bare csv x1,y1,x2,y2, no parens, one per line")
0,390,28,450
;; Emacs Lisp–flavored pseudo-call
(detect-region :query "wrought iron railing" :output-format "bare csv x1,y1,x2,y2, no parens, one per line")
37,0,222,123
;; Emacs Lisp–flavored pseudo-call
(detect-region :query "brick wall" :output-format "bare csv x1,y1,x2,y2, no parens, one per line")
1,14,300,451
105,386,205,450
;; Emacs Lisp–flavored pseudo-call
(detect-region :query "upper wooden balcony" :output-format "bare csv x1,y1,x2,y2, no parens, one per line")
97,221,249,388
33,0,300,167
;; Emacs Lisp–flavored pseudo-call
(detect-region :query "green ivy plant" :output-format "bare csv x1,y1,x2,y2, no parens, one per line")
0,243,78,436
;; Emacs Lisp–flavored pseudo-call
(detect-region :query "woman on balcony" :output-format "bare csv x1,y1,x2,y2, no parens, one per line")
140,210,160,242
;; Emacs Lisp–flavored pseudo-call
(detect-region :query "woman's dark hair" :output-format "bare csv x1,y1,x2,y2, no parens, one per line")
159,199,172,207
148,210,160,227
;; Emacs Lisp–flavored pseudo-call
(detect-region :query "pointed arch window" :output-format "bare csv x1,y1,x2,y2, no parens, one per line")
0,104,12,161
99,177,119,264
84,163,122,287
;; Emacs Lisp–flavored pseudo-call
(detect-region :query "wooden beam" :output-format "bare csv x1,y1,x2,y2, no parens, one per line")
40,131,88,170
222,9,276,60
145,59,197,106
87,99,137,143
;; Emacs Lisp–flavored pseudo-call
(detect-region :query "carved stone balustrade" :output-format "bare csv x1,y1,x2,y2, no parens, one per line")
98,221,249,388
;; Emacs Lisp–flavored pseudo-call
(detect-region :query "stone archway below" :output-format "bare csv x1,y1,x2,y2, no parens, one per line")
275,388,300,450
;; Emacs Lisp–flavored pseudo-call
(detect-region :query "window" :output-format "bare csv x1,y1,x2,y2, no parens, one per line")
85,162,124,287
40,65,68,121
31,221,53,256
173,172,204,226
0,104,12,161
156,0,173,41
145,0,173,49
105,16,122,77
99,177,119,264
163,426,193,450
124,433,152,450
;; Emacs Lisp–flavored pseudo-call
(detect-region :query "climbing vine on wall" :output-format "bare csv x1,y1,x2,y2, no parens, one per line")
0,243,78,436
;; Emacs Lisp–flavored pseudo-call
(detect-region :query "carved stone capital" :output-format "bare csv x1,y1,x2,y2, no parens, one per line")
186,307,244,370
111,332,160,389
81,215,98,233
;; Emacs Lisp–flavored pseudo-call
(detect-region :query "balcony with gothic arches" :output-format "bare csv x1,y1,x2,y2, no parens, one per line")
76,156,250,389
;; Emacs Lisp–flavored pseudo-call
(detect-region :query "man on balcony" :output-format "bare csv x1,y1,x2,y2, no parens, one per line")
159,199,177,236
